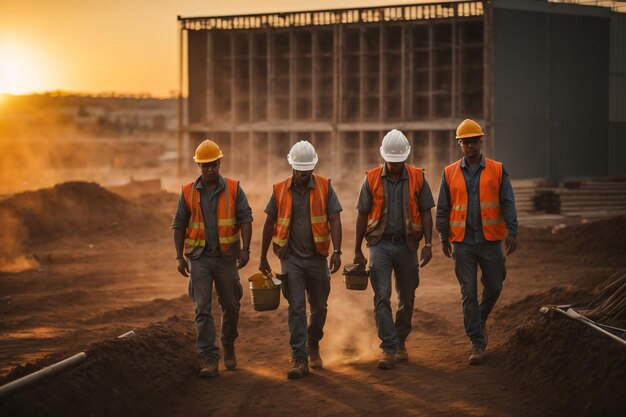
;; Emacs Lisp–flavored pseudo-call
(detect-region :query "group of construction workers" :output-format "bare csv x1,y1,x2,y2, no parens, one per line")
172,119,518,380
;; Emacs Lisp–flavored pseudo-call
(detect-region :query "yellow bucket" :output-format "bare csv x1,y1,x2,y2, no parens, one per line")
248,273,281,311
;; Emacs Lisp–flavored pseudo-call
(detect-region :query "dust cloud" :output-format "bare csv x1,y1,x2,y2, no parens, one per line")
0,126,69,195
0,94,176,270
0,207,28,271
0,129,167,195
0,95,174,195
323,289,382,364
0,255,40,274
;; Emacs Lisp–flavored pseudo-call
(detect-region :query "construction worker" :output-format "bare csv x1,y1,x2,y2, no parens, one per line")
354,129,434,370
172,139,253,378
259,140,343,380
436,119,518,365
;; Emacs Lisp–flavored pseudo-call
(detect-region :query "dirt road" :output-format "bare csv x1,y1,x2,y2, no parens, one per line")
0,182,623,416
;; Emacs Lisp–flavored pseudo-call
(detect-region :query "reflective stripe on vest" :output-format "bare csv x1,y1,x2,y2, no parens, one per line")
272,174,331,257
365,164,424,236
443,158,507,242
182,178,240,256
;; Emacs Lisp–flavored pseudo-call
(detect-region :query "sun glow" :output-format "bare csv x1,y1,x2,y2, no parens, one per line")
0,41,48,95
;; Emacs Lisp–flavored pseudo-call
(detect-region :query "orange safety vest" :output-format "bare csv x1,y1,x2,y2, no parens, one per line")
182,178,240,258
444,158,507,242
366,164,424,236
272,174,331,257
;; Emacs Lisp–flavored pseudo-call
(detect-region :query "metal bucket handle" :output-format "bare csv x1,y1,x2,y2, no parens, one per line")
265,273,277,288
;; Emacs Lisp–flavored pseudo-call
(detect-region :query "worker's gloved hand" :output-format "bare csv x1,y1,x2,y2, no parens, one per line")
177,257,189,277
237,250,250,269
419,246,432,267
353,249,367,266
329,252,341,274
441,240,452,258
259,257,272,276
505,235,517,256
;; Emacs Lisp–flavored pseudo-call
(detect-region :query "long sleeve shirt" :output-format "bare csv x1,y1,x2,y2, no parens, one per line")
436,155,518,244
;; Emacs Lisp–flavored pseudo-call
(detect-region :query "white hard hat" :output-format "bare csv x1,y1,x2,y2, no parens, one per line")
287,140,318,171
380,129,410,162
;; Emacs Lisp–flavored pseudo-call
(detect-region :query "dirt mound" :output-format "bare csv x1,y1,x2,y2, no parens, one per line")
497,273,626,417
556,216,626,262
495,278,603,333
0,182,171,261
0,316,197,417
1,182,130,241
515,216,626,267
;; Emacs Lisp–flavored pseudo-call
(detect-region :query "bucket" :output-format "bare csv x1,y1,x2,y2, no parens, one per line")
248,273,281,311
342,264,369,291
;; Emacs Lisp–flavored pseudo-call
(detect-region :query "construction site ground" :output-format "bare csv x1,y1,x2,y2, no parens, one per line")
0,181,624,417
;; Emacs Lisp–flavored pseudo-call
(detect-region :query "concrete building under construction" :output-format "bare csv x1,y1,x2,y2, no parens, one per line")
178,0,625,184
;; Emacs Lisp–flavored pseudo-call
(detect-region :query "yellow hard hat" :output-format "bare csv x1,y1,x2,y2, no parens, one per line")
193,140,223,163
456,119,484,139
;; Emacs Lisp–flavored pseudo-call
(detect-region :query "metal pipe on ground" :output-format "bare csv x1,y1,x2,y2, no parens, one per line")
540,305,626,347
117,330,135,339
0,352,87,398
0,329,136,398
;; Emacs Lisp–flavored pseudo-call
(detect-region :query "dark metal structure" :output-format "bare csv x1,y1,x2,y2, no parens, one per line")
492,0,616,181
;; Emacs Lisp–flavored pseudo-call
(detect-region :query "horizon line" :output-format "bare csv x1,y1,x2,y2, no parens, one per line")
0,90,183,99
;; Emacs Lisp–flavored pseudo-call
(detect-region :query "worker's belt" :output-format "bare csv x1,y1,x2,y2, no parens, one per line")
381,234,406,244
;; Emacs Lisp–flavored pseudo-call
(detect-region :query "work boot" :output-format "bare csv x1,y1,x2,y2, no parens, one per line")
199,358,219,378
395,341,408,362
223,344,237,370
287,358,310,379
468,346,485,365
308,344,323,369
377,349,395,370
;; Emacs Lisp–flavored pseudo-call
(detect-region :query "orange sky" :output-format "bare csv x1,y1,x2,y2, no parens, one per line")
0,0,426,97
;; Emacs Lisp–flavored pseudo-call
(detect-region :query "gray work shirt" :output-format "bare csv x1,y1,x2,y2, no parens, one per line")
355,164,435,236
436,155,518,244
172,175,253,260
265,176,343,258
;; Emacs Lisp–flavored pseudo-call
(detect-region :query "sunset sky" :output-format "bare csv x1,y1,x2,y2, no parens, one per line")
0,0,422,97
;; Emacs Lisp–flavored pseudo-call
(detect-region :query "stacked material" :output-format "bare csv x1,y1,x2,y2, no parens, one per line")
513,177,626,228
558,179,626,220
581,272,626,326
512,179,567,228
510,179,540,214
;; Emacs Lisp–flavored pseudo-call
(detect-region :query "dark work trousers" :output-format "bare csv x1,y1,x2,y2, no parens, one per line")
280,253,331,361
453,241,506,348
188,252,243,360
368,239,420,352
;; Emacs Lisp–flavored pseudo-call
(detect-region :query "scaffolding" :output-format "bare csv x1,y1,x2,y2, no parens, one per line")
179,1,488,182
